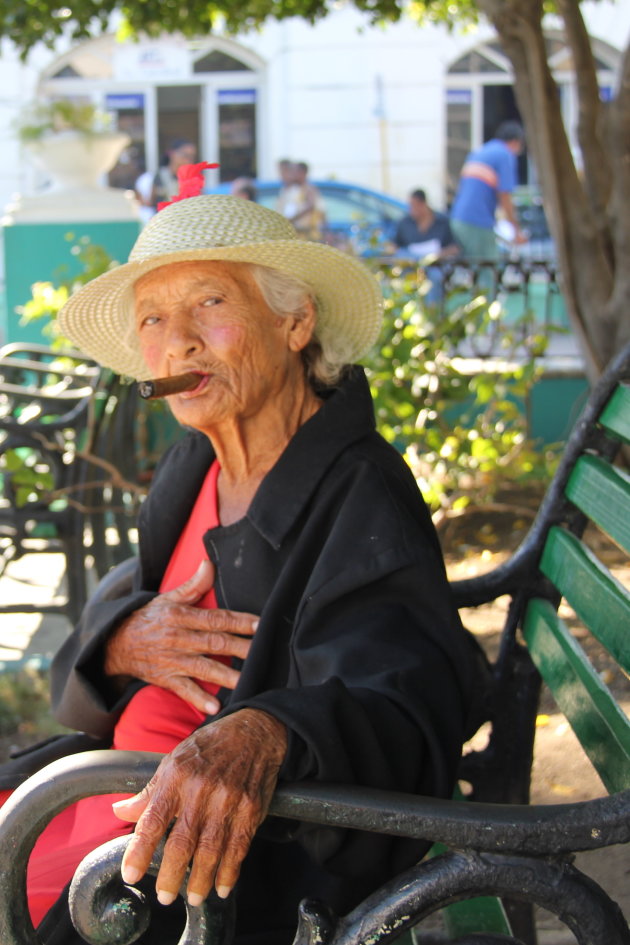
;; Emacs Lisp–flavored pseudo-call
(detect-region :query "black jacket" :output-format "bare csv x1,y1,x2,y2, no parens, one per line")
51,366,476,939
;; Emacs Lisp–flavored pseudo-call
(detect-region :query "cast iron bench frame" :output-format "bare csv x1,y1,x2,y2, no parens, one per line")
0,339,628,945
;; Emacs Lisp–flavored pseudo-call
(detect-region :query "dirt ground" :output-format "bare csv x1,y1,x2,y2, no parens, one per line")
439,488,630,943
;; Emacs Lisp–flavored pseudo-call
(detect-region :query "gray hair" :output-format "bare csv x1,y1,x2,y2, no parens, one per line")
248,263,350,387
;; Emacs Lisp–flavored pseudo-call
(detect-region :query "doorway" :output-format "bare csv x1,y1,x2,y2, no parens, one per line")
157,85,202,162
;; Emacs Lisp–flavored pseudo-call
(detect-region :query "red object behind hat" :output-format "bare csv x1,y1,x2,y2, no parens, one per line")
157,161,220,211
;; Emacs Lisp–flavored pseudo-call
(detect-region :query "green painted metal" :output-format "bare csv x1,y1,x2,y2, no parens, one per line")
440,895,512,938
523,597,630,794
529,373,590,444
566,455,630,555
2,221,139,346
540,527,630,673
599,383,630,445
428,792,512,940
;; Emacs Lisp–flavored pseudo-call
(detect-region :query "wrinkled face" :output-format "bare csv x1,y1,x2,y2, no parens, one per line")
134,260,311,434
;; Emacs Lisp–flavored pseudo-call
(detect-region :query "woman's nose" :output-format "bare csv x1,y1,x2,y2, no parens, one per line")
164,313,202,358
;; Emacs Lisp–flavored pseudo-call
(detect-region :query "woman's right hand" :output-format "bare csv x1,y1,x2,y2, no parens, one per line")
104,559,258,715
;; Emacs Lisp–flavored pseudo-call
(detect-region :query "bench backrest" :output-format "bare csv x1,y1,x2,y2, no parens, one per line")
523,376,630,794
453,341,630,811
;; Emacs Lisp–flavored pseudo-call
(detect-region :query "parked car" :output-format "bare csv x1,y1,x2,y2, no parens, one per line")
205,179,407,255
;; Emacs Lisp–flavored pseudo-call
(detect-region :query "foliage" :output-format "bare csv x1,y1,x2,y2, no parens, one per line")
362,266,560,512
17,234,119,347
1,237,120,509
14,99,113,142
0,666,67,740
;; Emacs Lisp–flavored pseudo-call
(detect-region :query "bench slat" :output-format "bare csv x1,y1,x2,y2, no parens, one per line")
599,382,630,444
540,527,630,674
441,896,512,937
523,597,630,794
566,454,630,554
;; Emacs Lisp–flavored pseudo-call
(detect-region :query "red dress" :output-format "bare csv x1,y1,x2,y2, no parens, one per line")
0,461,226,925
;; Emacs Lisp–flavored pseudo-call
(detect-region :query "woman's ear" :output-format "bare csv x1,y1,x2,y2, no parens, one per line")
287,298,317,353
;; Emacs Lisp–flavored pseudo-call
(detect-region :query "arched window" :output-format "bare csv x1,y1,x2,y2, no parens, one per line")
37,35,266,188
445,32,620,199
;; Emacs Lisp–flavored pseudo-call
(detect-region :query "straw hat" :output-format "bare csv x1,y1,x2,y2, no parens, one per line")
58,195,383,380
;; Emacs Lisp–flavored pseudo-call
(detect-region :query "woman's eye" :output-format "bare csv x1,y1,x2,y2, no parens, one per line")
201,296,221,307
140,314,160,327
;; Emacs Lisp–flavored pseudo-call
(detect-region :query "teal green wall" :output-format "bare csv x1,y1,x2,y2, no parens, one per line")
2,221,139,346
529,374,589,443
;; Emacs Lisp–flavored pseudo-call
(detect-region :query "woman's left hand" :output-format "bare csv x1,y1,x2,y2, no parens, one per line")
112,708,288,906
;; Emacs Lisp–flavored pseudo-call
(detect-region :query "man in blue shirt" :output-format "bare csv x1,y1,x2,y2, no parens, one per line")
450,121,527,261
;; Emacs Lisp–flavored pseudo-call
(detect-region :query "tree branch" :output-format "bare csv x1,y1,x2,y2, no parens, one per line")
477,0,615,379
557,0,611,224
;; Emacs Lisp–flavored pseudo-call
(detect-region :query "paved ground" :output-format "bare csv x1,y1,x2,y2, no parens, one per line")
0,549,72,668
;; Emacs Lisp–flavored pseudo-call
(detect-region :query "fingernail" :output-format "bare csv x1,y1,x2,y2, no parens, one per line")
121,865,142,885
157,889,177,906
216,885,231,899
188,892,204,907
252,620,259,631
204,701,219,715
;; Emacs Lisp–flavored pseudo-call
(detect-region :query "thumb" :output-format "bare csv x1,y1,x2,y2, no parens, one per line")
112,791,148,824
164,558,216,605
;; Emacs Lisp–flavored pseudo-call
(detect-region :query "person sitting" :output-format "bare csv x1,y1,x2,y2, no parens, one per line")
6,176,480,944
394,189,460,303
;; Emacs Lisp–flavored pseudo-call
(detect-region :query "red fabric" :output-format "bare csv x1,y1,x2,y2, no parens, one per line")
3,461,227,925
157,161,220,210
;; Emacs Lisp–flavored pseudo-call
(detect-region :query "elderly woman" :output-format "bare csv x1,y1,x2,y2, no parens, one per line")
22,192,477,943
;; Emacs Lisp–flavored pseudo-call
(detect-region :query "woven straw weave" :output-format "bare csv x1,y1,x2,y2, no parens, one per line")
58,195,383,380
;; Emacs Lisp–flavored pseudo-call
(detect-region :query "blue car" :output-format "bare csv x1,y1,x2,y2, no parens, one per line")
205,179,407,255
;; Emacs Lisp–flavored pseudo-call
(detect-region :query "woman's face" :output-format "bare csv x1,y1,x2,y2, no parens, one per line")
134,260,313,435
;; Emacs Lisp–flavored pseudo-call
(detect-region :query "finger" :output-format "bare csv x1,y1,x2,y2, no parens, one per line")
170,625,254,660
120,790,174,887
169,675,223,715
156,812,215,907
198,608,259,637
202,630,253,661
189,654,241,689
164,559,216,606
211,800,260,900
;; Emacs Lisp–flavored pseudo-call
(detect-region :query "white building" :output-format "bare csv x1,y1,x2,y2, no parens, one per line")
0,0,628,215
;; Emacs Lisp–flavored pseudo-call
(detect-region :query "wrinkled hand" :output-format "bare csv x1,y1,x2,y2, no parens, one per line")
112,708,288,905
104,559,258,714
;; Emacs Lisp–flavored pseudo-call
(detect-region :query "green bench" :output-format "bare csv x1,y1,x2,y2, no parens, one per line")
0,340,628,944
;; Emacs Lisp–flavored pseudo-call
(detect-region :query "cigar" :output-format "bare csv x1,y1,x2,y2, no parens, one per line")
138,372,200,399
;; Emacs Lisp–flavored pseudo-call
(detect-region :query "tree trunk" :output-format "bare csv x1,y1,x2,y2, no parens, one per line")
477,0,626,382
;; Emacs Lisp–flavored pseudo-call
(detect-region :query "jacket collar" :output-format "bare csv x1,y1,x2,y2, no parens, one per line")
141,365,376,568
248,365,376,548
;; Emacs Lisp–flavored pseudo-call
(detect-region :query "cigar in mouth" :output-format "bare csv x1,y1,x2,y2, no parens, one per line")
138,372,200,400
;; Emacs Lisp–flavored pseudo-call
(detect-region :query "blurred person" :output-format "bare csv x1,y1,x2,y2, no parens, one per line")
134,166,156,225
394,189,459,304
231,177,257,201
151,139,198,210
277,161,326,240
450,121,528,262
395,189,459,261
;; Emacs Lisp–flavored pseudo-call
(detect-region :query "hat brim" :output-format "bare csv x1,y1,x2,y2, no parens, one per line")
58,240,383,380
